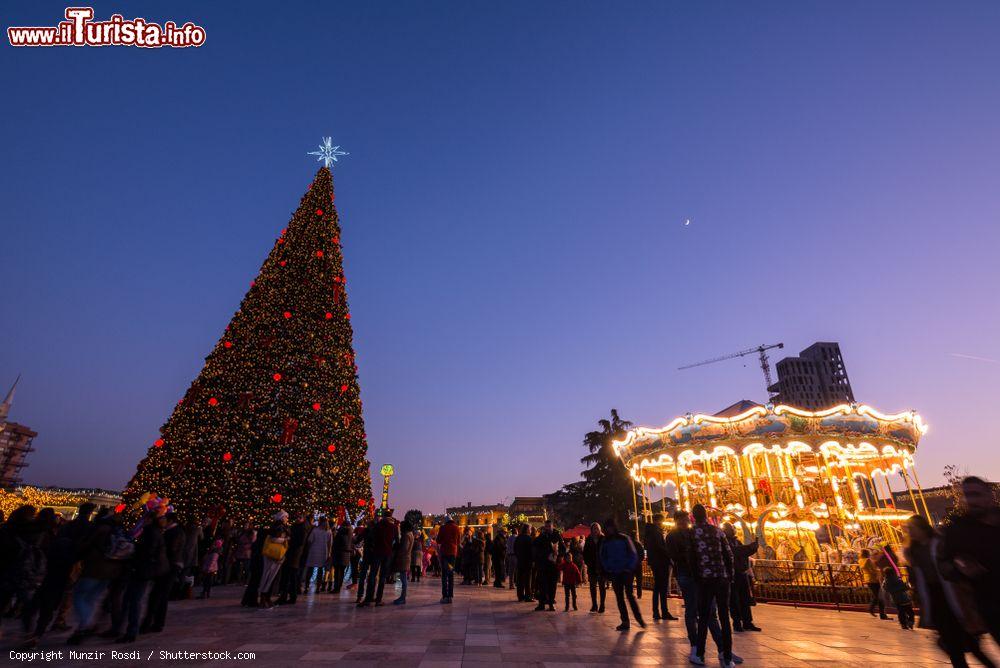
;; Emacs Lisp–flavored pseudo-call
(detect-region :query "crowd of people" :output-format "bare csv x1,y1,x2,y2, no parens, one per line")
2,475,1000,668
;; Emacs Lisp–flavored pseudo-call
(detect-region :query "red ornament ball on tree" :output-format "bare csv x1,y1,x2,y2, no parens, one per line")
277,238,284,245
114,503,126,514
312,402,321,411
340,384,348,393
333,236,340,245
316,250,324,258
223,452,233,462
279,260,286,266
345,313,351,320
358,499,367,507
272,373,282,381
327,444,336,452
224,341,233,349
283,311,292,319
315,208,324,216
324,312,333,320
154,439,165,448
271,493,283,503
208,397,219,406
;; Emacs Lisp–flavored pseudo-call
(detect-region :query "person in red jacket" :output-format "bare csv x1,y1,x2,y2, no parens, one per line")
436,517,461,604
558,555,582,611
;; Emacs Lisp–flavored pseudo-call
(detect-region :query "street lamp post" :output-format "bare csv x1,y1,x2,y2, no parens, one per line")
380,463,395,510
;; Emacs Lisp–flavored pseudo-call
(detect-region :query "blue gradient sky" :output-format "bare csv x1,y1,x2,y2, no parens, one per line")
2,1,999,513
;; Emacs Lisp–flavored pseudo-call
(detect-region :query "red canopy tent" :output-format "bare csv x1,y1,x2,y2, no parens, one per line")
562,524,590,539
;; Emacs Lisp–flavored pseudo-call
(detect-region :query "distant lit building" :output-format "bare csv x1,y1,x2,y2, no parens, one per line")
892,482,1000,525
0,376,35,489
767,342,854,410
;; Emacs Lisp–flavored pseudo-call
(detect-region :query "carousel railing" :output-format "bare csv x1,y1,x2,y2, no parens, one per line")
639,559,909,611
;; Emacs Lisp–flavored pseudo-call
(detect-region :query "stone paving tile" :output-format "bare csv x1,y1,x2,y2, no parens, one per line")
6,575,999,667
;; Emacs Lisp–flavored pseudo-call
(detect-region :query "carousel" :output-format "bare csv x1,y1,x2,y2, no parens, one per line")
613,402,930,563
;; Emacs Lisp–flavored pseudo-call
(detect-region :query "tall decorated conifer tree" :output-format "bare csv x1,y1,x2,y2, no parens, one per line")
124,156,373,523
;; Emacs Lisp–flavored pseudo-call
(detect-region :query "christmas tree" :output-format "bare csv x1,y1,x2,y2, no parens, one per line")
124,164,373,524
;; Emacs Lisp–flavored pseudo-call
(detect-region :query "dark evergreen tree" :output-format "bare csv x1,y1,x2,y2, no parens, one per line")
124,166,373,524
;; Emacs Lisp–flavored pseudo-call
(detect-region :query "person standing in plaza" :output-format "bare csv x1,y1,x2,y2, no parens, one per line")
939,476,1000,646
411,528,424,584
117,511,169,643
141,511,185,633
505,528,517,590
361,509,398,606
533,520,558,611
303,517,332,593
514,523,534,602
558,554,582,611
859,549,888,619
644,520,676,621
491,527,507,588
233,523,255,584
631,531,645,600
689,504,736,668
257,511,289,608
666,511,740,666
330,522,353,594
721,523,760,632
392,520,415,604
276,513,309,605
437,516,460,604
584,523,606,613
905,514,995,668
599,519,644,631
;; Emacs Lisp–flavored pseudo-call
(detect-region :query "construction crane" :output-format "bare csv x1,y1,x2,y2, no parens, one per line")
678,343,785,398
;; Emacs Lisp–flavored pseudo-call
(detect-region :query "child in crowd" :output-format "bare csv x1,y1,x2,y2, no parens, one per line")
882,567,914,629
558,555,582,611
199,540,223,599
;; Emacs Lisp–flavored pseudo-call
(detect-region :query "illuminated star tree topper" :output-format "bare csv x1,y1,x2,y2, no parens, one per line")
308,136,349,168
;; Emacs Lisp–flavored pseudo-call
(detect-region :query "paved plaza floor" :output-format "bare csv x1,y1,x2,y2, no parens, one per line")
7,577,998,667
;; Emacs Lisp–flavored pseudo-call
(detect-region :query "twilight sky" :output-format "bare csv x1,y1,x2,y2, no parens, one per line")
2,1,999,513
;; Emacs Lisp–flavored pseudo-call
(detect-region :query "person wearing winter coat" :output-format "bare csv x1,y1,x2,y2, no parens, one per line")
513,524,534,602
67,516,124,645
599,519,644,632
198,540,222,599
331,524,354,594
583,523,607,613
0,506,43,618
303,518,333,593
558,555,582,611
491,529,507,588
436,517,461,603
276,514,310,605
361,510,399,606
906,514,995,667
118,512,170,643
233,524,255,584
689,504,736,668
392,521,416,604
142,512,184,633
257,512,290,608
411,530,424,583
722,523,760,632
644,520,676,621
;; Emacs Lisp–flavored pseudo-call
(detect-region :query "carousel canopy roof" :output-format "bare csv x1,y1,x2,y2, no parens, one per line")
613,402,927,471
